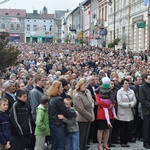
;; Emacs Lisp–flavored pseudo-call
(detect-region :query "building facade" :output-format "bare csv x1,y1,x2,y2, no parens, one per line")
0,9,26,42
25,10,54,43
108,0,148,51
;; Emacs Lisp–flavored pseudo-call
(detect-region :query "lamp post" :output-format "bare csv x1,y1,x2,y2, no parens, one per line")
108,0,115,51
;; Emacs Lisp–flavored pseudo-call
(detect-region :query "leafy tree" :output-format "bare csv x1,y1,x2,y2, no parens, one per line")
0,32,19,71
42,6,48,14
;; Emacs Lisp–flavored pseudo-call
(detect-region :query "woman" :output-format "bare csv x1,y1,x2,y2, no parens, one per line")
73,78,95,150
117,78,136,147
95,79,114,150
47,80,76,150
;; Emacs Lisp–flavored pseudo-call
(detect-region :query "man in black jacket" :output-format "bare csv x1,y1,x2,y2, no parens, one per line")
139,74,150,149
87,76,98,143
3,80,16,114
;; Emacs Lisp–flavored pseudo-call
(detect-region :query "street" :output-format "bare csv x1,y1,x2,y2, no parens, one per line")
88,141,147,150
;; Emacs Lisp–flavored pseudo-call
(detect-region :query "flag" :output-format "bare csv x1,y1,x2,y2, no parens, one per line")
144,0,149,6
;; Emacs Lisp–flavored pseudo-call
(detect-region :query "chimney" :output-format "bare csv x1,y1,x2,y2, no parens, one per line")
33,10,38,14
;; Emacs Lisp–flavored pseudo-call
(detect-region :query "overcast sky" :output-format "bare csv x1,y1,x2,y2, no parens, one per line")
0,0,84,13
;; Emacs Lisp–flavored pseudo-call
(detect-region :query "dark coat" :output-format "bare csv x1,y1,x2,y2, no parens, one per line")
3,92,16,114
139,83,150,116
49,95,76,125
9,100,32,136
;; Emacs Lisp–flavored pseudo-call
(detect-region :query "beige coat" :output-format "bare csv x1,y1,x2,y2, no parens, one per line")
73,89,95,122
117,87,137,122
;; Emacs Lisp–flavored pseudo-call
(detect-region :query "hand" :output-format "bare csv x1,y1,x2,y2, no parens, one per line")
75,111,78,116
108,104,113,109
58,114,64,119
4,141,11,149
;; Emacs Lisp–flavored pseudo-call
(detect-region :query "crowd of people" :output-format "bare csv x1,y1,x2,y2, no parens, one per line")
0,42,150,150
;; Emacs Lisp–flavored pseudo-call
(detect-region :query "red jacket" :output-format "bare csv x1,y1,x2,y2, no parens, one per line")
95,93,114,120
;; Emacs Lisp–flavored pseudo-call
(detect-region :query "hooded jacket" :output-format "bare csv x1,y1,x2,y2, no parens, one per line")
34,104,50,136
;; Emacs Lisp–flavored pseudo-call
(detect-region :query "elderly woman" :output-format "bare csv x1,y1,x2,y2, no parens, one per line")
47,80,76,150
117,78,136,147
73,78,94,150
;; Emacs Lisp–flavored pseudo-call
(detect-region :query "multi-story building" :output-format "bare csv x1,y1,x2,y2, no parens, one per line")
108,0,148,51
25,10,54,43
130,0,148,52
0,9,26,42
54,10,68,43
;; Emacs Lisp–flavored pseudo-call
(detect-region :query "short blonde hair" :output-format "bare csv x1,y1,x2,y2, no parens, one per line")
0,98,8,105
47,80,62,97
75,78,86,92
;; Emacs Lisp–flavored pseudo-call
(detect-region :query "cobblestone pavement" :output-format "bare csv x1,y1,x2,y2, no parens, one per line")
88,141,147,150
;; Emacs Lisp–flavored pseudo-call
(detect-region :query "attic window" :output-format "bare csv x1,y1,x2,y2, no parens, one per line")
5,13,8,15
17,13,20,15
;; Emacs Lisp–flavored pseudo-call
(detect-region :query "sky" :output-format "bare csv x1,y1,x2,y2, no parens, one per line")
0,0,84,13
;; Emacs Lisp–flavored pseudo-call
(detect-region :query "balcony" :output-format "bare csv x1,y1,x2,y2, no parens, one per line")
97,19,105,28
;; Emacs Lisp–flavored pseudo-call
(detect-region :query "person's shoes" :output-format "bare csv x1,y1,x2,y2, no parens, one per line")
144,143,150,149
129,138,136,143
93,139,98,143
121,144,130,147
108,144,116,147
112,140,120,144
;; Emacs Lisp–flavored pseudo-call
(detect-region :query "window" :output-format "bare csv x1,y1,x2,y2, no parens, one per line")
43,25,46,32
27,25,30,31
16,24,20,30
1,23,5,29
49,26,52,31
105,6,107,21
5,13,8,15
17,13,20,16
33,25,37,31
10,23,15,30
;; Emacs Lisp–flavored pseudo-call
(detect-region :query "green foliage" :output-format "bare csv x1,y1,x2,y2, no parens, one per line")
0,32,19,70
108,42,114,48
114,38,120,45
42,6,48,14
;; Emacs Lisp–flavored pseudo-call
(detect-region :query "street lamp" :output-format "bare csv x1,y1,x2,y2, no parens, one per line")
108,0,116,51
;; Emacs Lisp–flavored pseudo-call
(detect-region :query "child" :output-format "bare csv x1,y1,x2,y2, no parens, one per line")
34,96,50,150
9,90,32,150
58,97,79,150
96,77,117,128
0,98,11,150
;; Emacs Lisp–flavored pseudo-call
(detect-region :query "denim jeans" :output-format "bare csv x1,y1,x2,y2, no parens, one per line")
66,131,80,150
50,124,66,150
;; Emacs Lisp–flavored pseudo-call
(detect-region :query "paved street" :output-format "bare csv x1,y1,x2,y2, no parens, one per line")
88,141,147,150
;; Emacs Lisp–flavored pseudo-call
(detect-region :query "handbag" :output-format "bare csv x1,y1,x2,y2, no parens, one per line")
125,94,135,115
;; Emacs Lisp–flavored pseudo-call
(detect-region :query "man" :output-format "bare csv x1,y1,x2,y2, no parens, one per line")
87,76,98,143
28,74,46,150
3,80,16,114
139,74,150,149
25,73,34,95
133,76,143,140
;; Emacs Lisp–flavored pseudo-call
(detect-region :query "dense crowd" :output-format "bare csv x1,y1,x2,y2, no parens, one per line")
0,43,150,150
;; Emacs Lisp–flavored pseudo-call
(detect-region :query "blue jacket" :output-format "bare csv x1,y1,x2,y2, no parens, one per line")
0,111,11,145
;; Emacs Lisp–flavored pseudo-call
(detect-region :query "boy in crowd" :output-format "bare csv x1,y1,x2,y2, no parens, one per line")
9,90,32,150
34,96,50,150
58,97,79,150
0,98,11,150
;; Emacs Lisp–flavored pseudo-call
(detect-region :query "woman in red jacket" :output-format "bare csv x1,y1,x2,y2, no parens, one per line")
95,93,114,150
